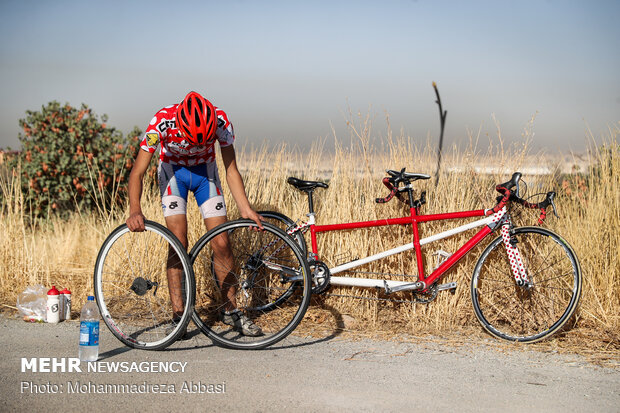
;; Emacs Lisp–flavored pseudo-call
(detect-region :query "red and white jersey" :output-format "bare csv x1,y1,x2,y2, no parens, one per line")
140,104,235,165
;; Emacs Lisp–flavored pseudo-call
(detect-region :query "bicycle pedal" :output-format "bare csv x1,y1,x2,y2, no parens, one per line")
437,282,457,292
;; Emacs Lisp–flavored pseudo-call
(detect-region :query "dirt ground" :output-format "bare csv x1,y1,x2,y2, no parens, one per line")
0,313,618,412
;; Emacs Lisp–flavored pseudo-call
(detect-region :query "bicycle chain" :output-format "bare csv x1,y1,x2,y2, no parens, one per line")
288,228,433,304
321,283,439,304
322,291,436,304
316,270,438,304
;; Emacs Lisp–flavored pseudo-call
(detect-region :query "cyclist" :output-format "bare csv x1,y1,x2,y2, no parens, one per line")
126,91,263,336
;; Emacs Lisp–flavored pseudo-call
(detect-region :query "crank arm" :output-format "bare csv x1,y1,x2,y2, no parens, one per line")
384,280,425,294
436,282,457,292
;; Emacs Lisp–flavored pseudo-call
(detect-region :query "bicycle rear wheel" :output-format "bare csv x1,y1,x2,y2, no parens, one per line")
258,210,307,255
94,221,195,350
471,226,581,342
191,220,311,349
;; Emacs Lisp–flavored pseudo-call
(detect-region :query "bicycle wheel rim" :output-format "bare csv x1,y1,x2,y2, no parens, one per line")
191,220,311,350
471,226,581,342
94,221,195,350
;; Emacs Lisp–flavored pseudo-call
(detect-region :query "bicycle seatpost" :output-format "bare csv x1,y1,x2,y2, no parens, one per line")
286,177,328,215
306,191,315,214
406,185,415,208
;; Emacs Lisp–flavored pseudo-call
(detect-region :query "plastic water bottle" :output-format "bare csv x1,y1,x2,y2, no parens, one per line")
79,296,100,362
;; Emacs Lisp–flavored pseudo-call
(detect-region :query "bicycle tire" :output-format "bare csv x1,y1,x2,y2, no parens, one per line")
471,226,581,343
94,220,195,350
190,220,311,349
258,210,308,256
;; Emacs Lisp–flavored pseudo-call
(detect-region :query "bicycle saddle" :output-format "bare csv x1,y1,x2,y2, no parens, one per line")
287,177,329,192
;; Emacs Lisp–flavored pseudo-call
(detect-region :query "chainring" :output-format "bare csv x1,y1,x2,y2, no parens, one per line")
309,260,331,295
413,283,438,303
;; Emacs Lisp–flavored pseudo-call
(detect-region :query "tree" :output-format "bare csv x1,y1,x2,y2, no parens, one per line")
10,101,142,218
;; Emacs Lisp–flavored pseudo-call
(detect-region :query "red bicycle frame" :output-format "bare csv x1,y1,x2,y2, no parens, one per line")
306,204,506,291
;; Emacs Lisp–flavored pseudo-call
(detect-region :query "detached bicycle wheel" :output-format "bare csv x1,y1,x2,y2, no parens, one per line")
191,220,311,350
94,220,195,350
471,226,581,343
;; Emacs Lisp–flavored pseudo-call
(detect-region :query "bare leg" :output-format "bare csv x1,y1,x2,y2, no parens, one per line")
204,216,237,311
204,216,263,336
164,215,189,317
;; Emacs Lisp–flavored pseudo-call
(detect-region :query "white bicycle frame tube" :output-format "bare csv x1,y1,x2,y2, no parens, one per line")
328,214,497,288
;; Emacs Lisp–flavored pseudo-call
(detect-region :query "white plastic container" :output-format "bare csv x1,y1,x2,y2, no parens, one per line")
46,286,60,324
78,296,100,362
60,288,72,320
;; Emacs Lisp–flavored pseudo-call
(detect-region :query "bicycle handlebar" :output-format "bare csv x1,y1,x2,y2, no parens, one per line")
375,177,406,204
376,169,557,224
511,191,559,223
496,172,522,197
491,172,558,224
376,168,430,205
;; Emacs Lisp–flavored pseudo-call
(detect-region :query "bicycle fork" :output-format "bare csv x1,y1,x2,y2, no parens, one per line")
499,220,531,287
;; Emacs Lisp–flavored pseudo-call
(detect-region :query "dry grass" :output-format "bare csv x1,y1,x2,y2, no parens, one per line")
1,116,618,364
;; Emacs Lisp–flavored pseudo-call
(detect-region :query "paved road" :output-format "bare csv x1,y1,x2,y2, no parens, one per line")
0,315,618,412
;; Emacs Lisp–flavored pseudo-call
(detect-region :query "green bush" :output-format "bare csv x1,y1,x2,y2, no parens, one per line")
9,101,142,218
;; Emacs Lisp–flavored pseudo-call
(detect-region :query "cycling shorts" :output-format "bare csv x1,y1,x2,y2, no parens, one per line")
158,161,227,219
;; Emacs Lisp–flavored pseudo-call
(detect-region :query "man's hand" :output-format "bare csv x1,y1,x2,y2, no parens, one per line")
126,211,146,232
240,208,264,230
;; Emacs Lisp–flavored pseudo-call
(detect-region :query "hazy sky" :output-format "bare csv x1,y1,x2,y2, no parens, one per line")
0,0,618,153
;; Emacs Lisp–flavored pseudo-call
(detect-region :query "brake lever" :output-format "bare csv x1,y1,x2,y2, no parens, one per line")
550,197,559,218
543,191,559,218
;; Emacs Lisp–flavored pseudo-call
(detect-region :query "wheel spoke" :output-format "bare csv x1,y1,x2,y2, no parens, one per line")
94,222,194,350
471,227,581,342
191,221,310,349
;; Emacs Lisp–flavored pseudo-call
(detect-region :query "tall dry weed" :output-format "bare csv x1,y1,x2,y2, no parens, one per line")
0,120,618,352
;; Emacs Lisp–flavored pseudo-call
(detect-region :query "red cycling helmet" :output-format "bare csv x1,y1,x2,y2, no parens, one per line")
175,91,217,146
